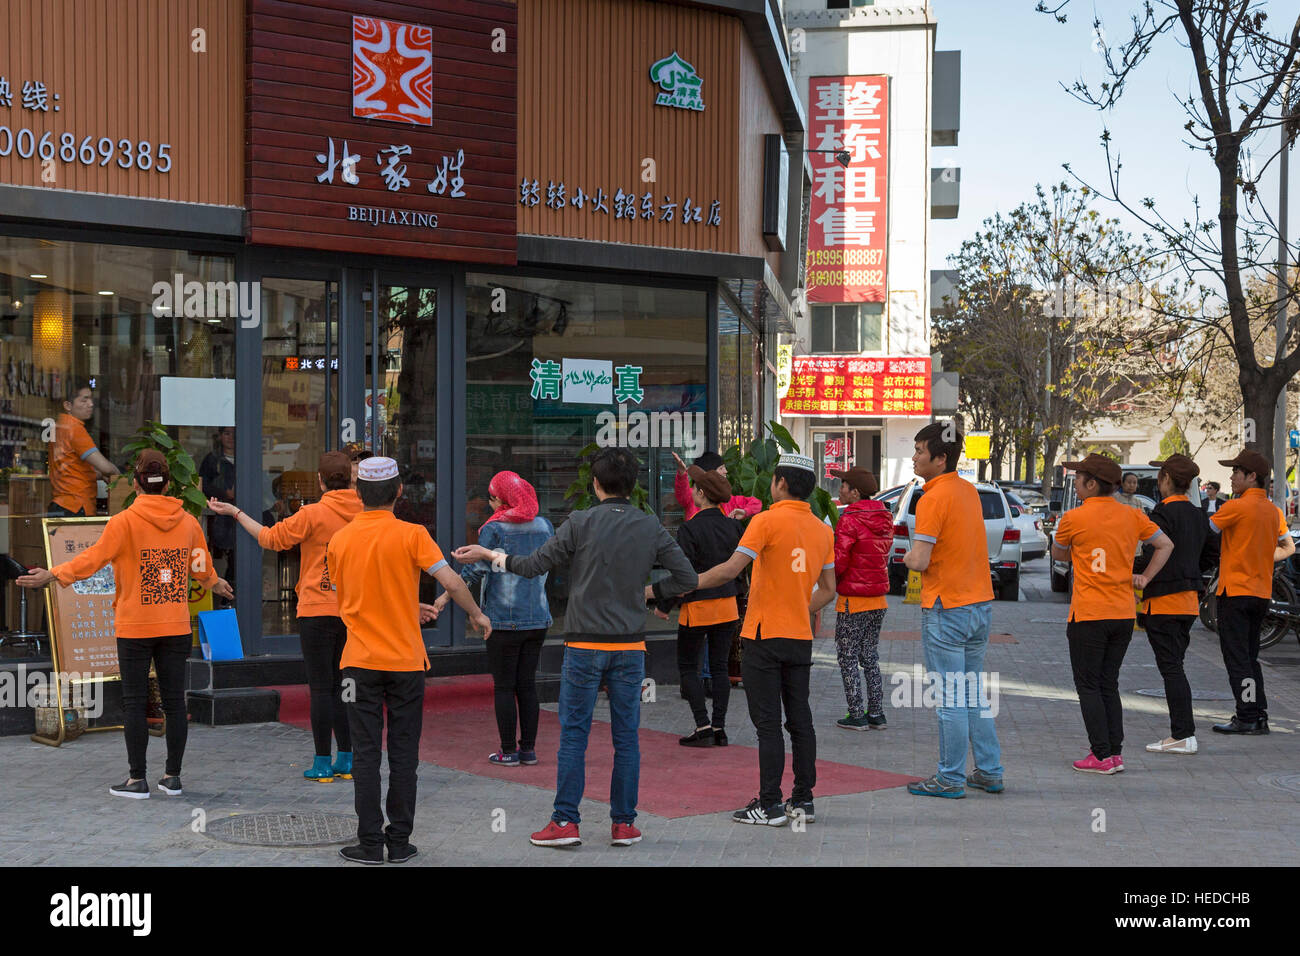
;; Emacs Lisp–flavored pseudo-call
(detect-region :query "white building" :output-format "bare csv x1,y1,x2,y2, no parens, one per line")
781,0,959,493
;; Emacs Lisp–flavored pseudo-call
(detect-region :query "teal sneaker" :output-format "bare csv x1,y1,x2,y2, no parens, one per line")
965,769,1005,793
836,713,872,732
332,751,353,780
907,774,965,798
304,755,335,782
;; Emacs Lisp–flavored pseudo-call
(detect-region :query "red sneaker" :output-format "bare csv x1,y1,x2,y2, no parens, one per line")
529,820,581,847
1109,754,1125,773
611,822,641,846
1072,751,1118,774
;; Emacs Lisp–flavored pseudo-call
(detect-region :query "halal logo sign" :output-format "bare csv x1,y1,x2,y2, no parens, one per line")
352,16,434,126
649,52,704,112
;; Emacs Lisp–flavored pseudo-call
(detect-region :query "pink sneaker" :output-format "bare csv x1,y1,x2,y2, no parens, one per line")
1109,754,1125,773
1072,751,1118,774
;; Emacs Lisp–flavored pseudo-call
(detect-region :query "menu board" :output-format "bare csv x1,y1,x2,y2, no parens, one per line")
780,356,931,417
42,518,119,679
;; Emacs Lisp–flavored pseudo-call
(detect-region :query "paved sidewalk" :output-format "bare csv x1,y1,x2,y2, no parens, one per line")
2,568,1297,866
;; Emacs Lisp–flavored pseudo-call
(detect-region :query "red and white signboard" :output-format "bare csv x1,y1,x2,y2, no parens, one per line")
352,17,435,126
780,356,929,418
805,75,888,304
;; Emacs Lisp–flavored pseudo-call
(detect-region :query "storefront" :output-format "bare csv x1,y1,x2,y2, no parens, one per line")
0,0,802,660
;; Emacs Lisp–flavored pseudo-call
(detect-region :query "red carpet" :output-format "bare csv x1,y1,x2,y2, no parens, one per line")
273,677,918,819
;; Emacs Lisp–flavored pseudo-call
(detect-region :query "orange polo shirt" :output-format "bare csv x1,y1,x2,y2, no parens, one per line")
679,595,739,627
1142,495,1199,616
1055,495,1161,622
1211,488,1288,598
736,499,835,640
327,510,445,671
257,489,362,617
49,413,100,515
913,472,995,610
839,594,887,613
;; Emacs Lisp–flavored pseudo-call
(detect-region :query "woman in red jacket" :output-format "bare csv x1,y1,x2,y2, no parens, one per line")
830,467,892,731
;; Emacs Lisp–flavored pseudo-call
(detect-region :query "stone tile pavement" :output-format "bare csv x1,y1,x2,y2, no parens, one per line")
1,563,1297,866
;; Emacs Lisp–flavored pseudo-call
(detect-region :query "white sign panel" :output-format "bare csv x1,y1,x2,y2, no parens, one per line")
561,358,613,405
160,377,236,427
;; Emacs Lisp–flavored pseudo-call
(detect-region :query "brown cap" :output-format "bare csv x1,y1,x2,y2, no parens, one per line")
319,450,351,485
1218,448,1272,479
1062,453,1122,486
830,467,879,498
1149,454,1199,487
342,441,371,462
134,448,170,489
688,464,733,505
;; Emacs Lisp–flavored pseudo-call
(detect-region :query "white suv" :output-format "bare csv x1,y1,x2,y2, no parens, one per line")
886,478,1023,601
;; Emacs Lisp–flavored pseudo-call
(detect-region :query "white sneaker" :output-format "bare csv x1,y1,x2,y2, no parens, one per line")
1145,736,1198,754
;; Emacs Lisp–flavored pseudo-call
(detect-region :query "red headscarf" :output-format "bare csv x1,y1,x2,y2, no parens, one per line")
483,471,540,525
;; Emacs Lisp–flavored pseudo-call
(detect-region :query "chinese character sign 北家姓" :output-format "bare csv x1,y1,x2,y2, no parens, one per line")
804,76,888,304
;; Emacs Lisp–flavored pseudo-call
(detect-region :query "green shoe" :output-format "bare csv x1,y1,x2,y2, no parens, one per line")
304,755,335,782
332,751,353,780
836,714,872,732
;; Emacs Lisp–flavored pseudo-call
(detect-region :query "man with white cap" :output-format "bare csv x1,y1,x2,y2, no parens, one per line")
690,452,836,826
326,457,491,864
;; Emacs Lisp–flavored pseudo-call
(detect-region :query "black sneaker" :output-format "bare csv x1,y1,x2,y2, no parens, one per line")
109,779,149,800
679,728,714,747
713,729,728,747
784,799,816,823
339,844,384,865
732,798,787,826
866,712,888,730
157,775,182,796
387,843,419,864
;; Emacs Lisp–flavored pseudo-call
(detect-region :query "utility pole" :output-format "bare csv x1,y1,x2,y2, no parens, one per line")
1275,68,1295,515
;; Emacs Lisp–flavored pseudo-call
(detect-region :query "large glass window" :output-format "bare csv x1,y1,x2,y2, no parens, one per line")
464,274,706,635
0,236,235,637
257,279,337,636
717,297,742,452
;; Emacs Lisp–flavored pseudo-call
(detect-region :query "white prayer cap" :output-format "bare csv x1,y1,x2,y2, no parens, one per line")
776,453,815,473
357,456,399,482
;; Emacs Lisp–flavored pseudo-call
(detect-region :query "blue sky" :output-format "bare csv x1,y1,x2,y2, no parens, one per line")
928,0,1299,275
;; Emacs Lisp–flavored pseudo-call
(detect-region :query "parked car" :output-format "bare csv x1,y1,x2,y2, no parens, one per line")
874,484,907,514
1048,466,1200,592
886,478,1023,601
1005,491,1049,561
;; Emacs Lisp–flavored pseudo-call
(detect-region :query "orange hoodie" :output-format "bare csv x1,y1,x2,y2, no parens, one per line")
257,489,362,617
52,494,219,639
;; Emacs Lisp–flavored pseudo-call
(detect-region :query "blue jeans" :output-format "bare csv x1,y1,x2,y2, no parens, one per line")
920,599,1003,785
553,646,644,825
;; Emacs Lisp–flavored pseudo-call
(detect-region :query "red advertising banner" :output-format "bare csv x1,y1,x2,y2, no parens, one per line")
805,75,888,303
780,356,930,417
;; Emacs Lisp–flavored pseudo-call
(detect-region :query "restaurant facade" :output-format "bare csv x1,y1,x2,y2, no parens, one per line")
0,0,804,657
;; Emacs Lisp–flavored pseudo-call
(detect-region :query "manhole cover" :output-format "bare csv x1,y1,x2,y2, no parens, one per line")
1135,688,1235,701
1257,773,1300,795
204,811,356,847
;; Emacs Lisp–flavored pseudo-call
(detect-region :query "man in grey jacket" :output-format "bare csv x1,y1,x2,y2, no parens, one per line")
453,447,697,849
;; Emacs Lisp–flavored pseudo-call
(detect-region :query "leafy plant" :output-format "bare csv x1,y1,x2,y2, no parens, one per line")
116,420,208,517
721,420,838,525
564,442,654,514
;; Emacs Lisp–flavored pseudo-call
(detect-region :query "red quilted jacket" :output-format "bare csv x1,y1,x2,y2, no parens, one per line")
834,498,893,597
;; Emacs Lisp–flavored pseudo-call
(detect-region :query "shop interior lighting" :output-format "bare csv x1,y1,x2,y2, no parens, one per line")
29,273,47,279
97,290,114,296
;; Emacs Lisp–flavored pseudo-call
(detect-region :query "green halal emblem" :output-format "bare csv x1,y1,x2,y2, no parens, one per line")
650,52,704,112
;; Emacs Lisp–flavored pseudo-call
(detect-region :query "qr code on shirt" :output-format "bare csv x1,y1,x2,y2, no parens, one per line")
139,548,188,605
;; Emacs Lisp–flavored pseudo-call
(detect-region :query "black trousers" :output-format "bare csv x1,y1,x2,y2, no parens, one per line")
485,628,546,753
1216,594,1269,721
677,620,737,730
117,634,191,779
344,667,425,850
298,615,351,755
1066,618,1133,759
1145,614,1196,740
741,636,816,808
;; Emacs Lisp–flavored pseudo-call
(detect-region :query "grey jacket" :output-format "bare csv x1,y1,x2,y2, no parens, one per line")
505,497,698,643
